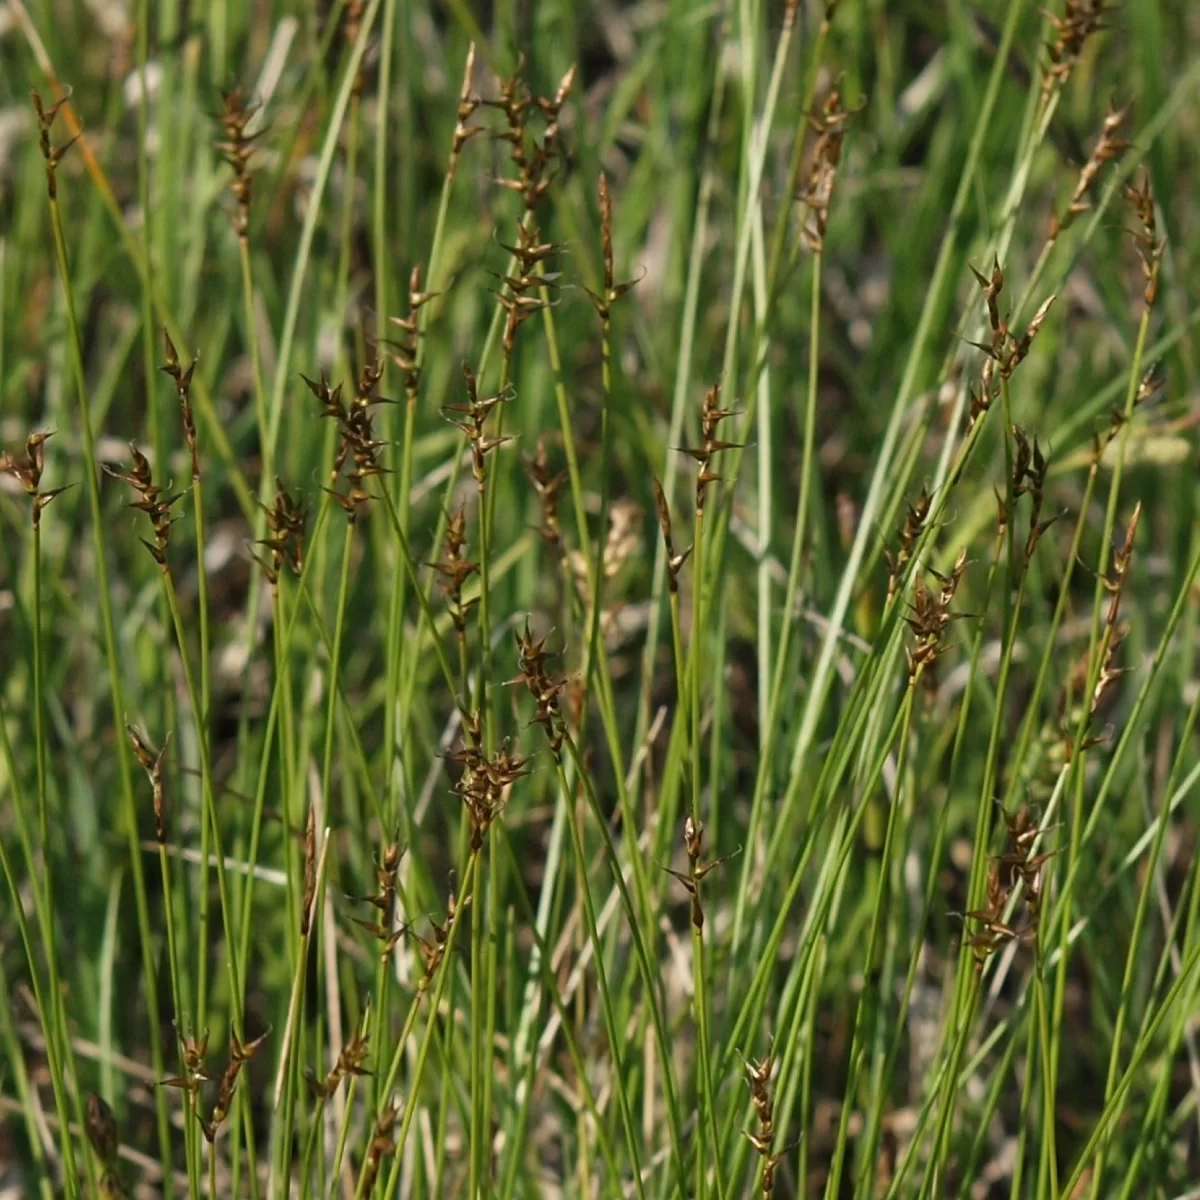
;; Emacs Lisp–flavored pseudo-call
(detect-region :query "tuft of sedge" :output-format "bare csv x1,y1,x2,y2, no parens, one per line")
351,834,408,958
483,63,575,359
450,44,483,168
400,875,469,994
966,257,1057,385
959,858,1026,972
1011,426,1059,561
997,801,1058,923
303,360,392,522
584,172,641,322
387,266,440,399
903,548,967,685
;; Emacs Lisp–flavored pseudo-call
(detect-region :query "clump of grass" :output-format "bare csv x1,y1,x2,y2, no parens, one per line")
3,3,1200,1199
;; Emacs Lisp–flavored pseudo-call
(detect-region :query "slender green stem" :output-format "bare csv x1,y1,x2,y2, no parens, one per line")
45,158,174,1194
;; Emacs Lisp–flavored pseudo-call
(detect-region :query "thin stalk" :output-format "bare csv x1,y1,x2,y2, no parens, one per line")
824,686,917,1199
0,705,80,1194
732,248,823,949
45,150,174,1188
1056,301,1152,1200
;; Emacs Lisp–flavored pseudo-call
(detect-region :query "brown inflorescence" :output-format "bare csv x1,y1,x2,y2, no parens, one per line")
675,382,742,517
102,444,183,571
388,266,439,401
161,330,199,482
254,480,307,592
127,724,170,843
202,1027,270,1143
904,548,967,684
514,620,567,759
428,508,478,634
652,478,693,595
1049,102,1129,241
742,1049,793,1197
307,1027,371,1100
31,89,78,200
352,834,407,959
359,1101,399,1194
85,1093,128,1197
2,430,71,531
1043,1,1109,106
303,360,391,522
216,87,262,240
1011,425,1058,561
449,736,530,852
660,816,740,932
801,86,850,254
885,484,932,606
1125,170,1164,309
585,172,640,323
300,802,318,937
484,64,575,360
451,44,483,167
442,364,514,489
525,438,566,554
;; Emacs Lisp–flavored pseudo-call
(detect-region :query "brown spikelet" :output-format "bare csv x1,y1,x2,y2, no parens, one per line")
31,89,77,199
2,430,73,531
659,817,740,931
102,444,182,571
800,86,850,253
741,1048,794,1196
254,480,307,591
85,1093,120,1167
675,382,741,515
1125,170,1164,309
161,329,200,481
216,87,262,239
307,1026,372,1099
886,485,932,604
1042,0,1109,106
127,725,170,842
204,1027,270,1142
514,621,566,759
359,1101,399,1194
1049,102,1129,240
